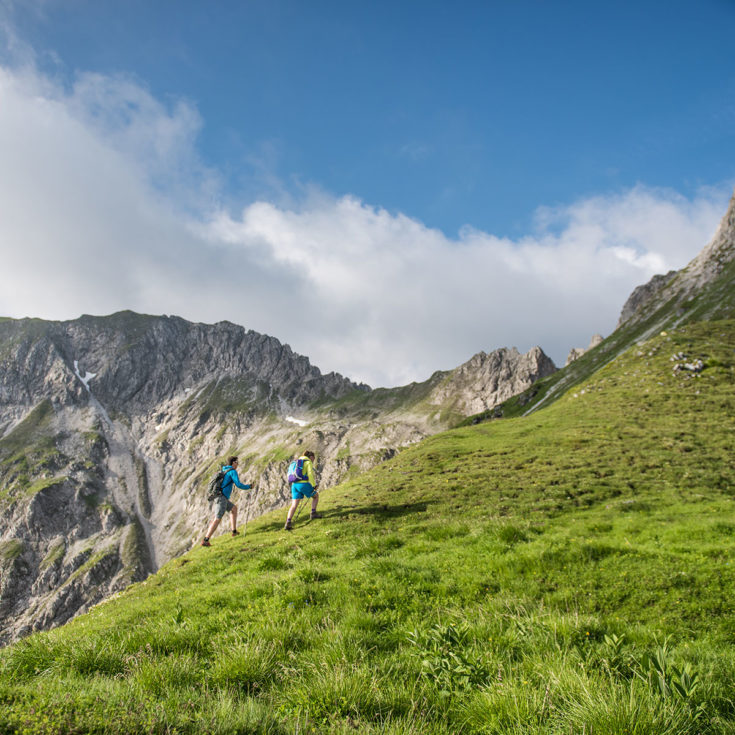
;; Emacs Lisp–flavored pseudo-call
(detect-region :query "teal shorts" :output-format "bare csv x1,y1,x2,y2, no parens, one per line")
291,482,316,500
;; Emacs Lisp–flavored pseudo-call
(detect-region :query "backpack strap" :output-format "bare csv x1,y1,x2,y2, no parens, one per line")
221,468,233,491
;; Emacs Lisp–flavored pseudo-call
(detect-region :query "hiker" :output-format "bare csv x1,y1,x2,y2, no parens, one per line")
201,456,252,546
284,450,320,530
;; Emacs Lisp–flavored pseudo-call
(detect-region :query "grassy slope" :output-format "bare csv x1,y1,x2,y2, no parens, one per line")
312,370,449,420
1,321,734,734
468,256,735,424
0,400,67,503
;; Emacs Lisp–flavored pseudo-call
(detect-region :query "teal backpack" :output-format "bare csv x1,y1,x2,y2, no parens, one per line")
287,458,308,484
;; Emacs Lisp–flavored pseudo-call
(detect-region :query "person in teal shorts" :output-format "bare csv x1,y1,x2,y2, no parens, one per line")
284,450,320,530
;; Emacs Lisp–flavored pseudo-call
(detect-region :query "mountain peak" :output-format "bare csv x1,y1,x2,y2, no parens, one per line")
617,189,735,328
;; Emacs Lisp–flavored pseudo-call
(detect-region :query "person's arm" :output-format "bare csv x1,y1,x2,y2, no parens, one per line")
229,469,251,490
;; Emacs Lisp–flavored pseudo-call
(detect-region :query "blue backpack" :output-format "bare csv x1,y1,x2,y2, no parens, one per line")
287,458,308,484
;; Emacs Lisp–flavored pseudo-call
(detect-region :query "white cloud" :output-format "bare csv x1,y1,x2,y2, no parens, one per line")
0,60,730,388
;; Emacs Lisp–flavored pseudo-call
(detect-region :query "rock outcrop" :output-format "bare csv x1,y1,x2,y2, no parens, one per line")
617,190,735,329
565,334,604,366
616,271,678,328
429,346,557,416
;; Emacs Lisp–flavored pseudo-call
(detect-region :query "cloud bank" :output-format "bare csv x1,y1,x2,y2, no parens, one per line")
0,61,729,387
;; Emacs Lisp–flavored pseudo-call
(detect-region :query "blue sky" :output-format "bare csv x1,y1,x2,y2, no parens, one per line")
0,1,734,386
10,0,735,236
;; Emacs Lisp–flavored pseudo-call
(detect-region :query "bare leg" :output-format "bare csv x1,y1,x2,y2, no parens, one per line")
311,491,319,512
205,516,221,539
230,504,238,531
286,498,301,522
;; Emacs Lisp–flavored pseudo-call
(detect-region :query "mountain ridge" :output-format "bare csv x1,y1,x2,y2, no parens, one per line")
0,310,365,422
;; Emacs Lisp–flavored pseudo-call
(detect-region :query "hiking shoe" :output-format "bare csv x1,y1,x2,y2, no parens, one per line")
310,512,322,520
201,539,211,547
231,530,239,536
284,520,292,531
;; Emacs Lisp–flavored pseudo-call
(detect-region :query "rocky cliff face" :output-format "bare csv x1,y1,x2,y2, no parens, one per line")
617,190,735,329
0,312,554,644
429,346,557,416
616,272,677,328
0,313,364,643
0,312,360,421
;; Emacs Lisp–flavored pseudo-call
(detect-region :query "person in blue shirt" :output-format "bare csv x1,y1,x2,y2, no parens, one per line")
201,456,252,546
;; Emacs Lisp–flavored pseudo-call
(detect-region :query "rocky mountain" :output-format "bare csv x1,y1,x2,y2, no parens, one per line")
475,189,735,422
0,313,555,644
0,312,362,421
617,190,735,330
0,313,366,643
428,346,556,415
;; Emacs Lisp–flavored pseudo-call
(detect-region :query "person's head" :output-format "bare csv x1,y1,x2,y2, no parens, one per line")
304,451,315,461
228,456,238,468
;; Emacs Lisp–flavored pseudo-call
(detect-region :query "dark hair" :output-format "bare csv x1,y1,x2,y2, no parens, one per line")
228,456,238,466
304,451,315,460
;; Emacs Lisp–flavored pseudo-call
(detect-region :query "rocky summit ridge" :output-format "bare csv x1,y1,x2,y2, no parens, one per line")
0,311,362,424
0,312,555,644
617,189,735,331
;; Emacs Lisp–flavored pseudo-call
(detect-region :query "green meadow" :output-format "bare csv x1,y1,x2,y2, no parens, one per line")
1,321,734,734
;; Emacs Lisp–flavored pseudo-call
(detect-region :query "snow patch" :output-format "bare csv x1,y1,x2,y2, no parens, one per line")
73,360,97,392
279,397,308,427
286,416,308,427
